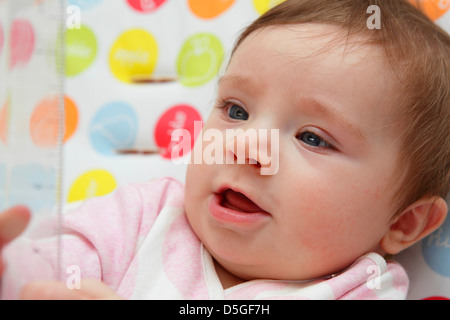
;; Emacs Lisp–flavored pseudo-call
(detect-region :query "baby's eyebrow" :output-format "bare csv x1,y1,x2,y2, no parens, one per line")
218,74,261,94
301,98,366,141
218,74,245,85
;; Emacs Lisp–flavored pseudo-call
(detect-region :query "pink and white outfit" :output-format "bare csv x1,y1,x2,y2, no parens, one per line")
1,177,408,300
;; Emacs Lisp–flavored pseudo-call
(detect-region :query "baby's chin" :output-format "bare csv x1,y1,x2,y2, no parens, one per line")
211,254,323,284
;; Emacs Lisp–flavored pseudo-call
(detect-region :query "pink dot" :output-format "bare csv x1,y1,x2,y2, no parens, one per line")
9,19,35,69
126,0,167,13
0,22,4,57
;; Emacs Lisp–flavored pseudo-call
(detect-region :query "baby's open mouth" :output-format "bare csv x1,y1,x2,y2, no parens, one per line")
209,187,271,226
219,189,267,214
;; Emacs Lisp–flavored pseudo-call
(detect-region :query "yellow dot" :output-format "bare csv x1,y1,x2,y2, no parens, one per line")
109,29,158,83
253,0,286,15
67,169,117,203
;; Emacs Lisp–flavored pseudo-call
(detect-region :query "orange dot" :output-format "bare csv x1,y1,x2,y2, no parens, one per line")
410,0,450,21
0,99,8,144
188,0,236,19
63,96,78,142
30,95,78,146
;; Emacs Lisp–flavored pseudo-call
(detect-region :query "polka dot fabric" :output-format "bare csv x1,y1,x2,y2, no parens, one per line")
0,0,449,300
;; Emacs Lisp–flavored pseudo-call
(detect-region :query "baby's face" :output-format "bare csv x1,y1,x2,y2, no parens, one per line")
185,24,404,282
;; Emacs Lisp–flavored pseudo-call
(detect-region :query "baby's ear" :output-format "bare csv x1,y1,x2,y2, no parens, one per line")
381,196,447,255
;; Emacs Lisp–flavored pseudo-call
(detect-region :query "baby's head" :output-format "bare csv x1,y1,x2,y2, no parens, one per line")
184,0,449,285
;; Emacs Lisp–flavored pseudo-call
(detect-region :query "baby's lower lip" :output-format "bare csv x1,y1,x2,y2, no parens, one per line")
208,193,271,227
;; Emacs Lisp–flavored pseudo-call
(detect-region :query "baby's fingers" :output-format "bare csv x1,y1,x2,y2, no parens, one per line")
0,206,30,244
21,279,122,300
21,281,87,300
74,279,123,300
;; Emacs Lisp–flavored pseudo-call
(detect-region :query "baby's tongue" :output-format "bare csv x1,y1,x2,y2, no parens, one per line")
223,189,264,213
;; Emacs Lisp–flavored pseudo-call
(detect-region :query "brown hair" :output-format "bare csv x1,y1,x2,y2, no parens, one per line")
231,0,450,218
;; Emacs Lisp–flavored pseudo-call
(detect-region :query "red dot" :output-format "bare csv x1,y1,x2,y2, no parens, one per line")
154,105,202,159
423,296,450,300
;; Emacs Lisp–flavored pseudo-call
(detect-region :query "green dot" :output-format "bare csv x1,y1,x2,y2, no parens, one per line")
177,33,224,87
65,25,97,77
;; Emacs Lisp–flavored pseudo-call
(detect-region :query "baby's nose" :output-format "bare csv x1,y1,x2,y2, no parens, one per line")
224,129,276,175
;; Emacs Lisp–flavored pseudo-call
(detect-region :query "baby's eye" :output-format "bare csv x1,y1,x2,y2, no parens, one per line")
228,104,249,120
297,131,332,149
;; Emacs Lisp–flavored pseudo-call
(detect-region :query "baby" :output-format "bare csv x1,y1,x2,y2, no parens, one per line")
1,0,449,300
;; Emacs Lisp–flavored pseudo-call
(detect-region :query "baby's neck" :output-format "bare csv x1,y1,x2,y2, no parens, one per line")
213,259,246,290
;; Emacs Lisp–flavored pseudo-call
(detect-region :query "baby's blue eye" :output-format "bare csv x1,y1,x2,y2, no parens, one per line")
228,105,249,120
298,132,331,149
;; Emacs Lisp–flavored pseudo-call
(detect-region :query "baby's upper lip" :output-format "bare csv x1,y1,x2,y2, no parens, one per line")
214,184,271,215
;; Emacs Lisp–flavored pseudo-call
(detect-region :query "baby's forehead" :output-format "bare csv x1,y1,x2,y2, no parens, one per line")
232,24,392,76
226,24,404,130
232,24,396,83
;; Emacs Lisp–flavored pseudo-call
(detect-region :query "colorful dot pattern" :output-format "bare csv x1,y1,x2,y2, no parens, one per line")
0,0,449,300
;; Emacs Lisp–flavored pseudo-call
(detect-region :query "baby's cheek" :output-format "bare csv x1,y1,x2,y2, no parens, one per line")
286,180,379,252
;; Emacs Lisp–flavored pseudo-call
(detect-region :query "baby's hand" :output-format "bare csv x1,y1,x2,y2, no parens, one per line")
21,279,122,300
0,206,30,276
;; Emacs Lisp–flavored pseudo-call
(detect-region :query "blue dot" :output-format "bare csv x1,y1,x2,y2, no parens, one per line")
422,213,450,278
9,163,56,213
69,0,104,11
89,101,138,156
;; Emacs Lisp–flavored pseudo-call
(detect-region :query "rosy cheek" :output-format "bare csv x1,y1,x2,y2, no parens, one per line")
284,174,376,249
